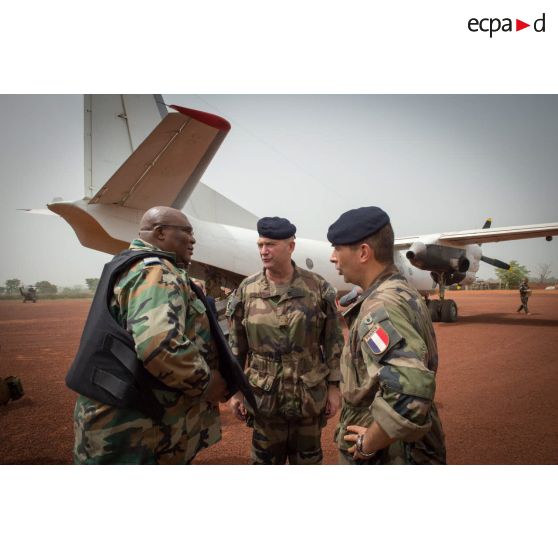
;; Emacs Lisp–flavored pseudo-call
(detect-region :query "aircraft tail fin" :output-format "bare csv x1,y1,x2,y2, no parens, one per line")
85,95,231,210
84,95,168,199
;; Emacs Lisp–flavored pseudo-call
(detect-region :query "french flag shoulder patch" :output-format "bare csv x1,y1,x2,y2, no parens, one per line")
364,325,390,355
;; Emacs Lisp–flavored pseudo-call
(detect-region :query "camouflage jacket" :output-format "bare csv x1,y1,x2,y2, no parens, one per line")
73,239,221,464
227,263,343,419
337,265,446,464
519,283,530,297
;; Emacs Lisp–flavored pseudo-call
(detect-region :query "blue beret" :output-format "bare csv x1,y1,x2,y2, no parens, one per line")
257,217,296,240
327,206,390,245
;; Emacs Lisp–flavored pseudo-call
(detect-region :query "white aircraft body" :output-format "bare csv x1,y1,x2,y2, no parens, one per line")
27,95,558,322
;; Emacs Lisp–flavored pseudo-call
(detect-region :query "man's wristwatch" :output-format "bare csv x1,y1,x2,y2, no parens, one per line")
356,434,377,458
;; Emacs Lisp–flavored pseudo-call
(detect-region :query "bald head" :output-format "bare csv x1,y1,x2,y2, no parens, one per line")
138,206,196,265
139,206,185,231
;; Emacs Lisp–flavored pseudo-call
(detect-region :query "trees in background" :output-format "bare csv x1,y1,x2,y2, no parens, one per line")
495,260,529,289
1,278,96,298
536,263,553,285
5,279,21,295
35,281,58,294
85,278,100,292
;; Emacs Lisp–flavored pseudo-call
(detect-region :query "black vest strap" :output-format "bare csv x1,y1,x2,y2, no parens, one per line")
189,281,256,409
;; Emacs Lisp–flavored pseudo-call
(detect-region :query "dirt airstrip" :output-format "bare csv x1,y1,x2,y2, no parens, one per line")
1,290,557,465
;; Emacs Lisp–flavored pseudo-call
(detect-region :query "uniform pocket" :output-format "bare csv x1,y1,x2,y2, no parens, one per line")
191,298,206,315
299,363,329,417
246,354,279,416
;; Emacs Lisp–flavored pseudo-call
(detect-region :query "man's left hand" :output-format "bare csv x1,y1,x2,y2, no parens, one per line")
324,384,341,418
344,424,371,461
344,422,395,461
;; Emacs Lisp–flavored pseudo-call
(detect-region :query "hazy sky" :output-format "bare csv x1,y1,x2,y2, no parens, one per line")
1,94,557,287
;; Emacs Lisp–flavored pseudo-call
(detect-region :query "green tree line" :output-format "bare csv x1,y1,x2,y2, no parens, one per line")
0,278,101,298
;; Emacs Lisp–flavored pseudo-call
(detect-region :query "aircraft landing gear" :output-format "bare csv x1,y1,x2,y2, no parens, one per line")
426,273,458,323
426,297,458,323
439,299,458,322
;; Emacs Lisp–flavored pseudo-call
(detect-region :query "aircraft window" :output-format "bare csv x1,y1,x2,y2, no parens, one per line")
305,258,314,270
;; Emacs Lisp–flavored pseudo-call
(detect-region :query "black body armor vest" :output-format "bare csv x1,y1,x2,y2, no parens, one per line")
65,250,179,420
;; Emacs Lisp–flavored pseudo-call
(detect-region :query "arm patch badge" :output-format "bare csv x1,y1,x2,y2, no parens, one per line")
225,291,240,318
363,325,390,355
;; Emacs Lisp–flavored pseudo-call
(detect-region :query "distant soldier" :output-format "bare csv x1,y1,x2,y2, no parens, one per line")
227,217,344,464
517,278,531,314
67,206,230,464
328,206,446,464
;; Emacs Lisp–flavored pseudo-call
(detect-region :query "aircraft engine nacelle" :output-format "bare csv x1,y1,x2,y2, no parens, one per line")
459,271,477,286
430,270,477,287
464,244,482,273
406,242,470,273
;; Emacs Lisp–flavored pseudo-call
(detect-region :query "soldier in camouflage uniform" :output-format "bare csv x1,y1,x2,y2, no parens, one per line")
73,207,228,464
328,206,446,464
517,278,531,314
227,217,344,464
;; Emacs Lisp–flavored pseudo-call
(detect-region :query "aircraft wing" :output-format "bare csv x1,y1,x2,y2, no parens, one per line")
394,236,421,250
394,222,558,249
437,222,558,245
88,103,231,211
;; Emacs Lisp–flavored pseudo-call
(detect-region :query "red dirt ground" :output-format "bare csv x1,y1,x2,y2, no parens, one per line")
1,291,557,464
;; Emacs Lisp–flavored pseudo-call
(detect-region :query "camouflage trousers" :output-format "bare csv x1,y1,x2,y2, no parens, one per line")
517,296,529,314
336,402,446,465
73,396,221,465
337,442,444,465
250,414,325,465
184,402,221,464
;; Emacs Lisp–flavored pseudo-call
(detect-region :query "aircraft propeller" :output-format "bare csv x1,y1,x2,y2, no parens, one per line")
480,255,511,270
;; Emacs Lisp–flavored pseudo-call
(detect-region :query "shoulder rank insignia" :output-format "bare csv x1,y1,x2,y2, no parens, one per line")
364,324,390,355
143,257,161,266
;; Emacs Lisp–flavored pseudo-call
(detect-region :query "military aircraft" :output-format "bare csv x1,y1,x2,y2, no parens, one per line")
24,95,558,322
19,285,37,303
